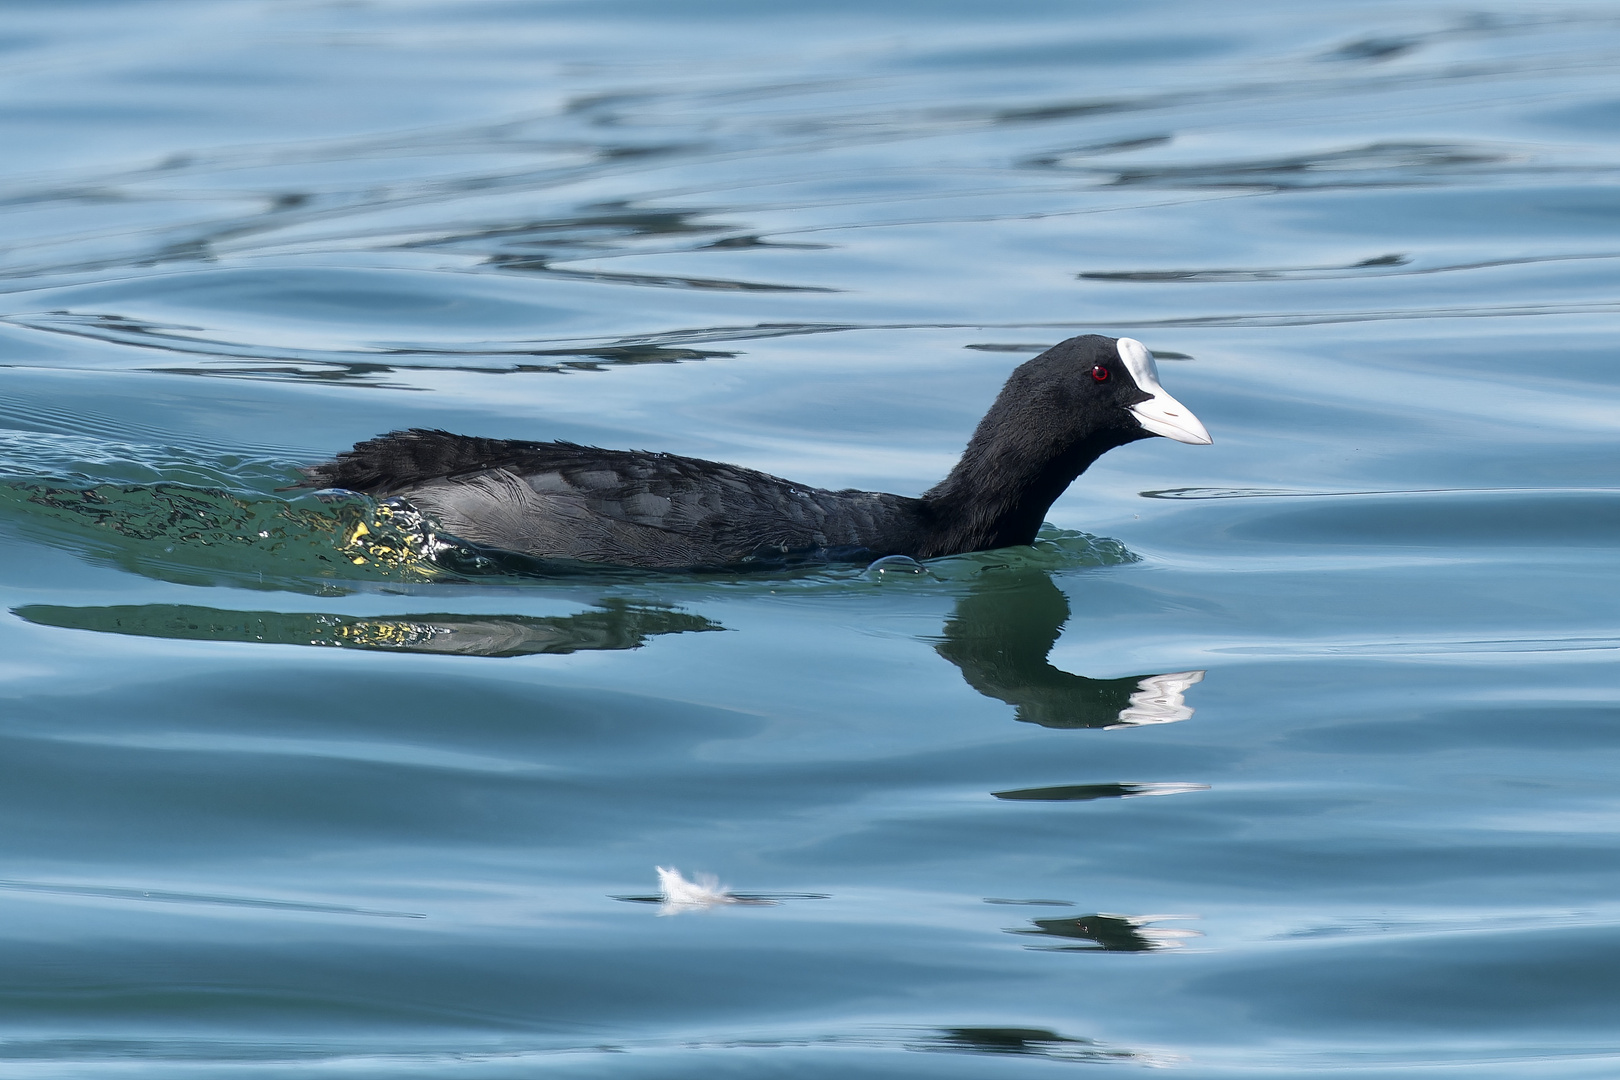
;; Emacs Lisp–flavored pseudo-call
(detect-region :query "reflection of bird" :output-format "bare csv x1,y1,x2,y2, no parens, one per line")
13,599,720,657
301,336,1209,570
935,569,1204,728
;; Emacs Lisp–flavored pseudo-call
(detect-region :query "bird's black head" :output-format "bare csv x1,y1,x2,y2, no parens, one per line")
998,333,1211,450
918,334,1209,555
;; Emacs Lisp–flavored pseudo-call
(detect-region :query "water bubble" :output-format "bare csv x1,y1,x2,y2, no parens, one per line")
865,554,926,579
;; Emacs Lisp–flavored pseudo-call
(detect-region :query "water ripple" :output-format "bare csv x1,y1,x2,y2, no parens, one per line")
0,878,423,918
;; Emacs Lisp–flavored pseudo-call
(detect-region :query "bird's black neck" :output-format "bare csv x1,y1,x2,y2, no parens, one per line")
916,425,1140,558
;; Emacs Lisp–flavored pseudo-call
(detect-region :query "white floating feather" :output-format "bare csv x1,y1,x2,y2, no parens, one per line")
656,866,740,914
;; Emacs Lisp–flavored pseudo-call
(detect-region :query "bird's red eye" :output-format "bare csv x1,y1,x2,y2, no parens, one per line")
1091,365,1109,382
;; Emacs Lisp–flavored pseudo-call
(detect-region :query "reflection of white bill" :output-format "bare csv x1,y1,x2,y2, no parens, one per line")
1109,670,1206,727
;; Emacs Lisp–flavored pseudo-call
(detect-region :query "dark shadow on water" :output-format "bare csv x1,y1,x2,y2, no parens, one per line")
934,569,1203,729
907,1026,1138,1063
1321,35,1423,62
13,600,721,657
1081,252,1410,282
1030,140,1565,190
540,1023,1151,1065
1009,912,1201,952
404,206,728,253
1,311,741,385
993,781,1209,801
1081,250,1620,284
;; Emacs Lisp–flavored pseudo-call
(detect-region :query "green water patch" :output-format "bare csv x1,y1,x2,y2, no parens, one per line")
0,478,461,592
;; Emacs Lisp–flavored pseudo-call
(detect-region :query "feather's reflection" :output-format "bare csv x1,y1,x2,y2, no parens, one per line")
992,781,1208,802
12,600,720,656
934,569,1204,729
907,1026,1143,1063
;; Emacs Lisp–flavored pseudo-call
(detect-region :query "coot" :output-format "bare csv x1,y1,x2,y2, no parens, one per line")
301,334,1210,569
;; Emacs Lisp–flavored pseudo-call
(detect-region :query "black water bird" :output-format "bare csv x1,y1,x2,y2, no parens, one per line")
300,335,1211,570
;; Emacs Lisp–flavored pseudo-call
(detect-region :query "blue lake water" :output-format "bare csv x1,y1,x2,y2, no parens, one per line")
0,1,1617,1075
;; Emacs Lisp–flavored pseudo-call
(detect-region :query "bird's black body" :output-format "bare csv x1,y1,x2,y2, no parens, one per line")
309,433,927,568
300,335,1209,570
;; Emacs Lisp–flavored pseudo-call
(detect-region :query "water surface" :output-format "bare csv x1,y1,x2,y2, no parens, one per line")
1,2,1618,1076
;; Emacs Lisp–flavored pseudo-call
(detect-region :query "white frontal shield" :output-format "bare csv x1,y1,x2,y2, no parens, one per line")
1116,338,1212,445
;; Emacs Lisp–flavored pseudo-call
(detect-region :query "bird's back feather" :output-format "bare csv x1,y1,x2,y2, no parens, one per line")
301,429,924,568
